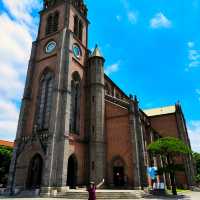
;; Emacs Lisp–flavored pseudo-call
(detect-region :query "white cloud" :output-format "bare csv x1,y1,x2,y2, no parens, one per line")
2,0,41,27
116,15,122,22
105,61,120,76
189,49,200,61
150,12,172,29
0,100,19,141
188,120,200,153
0,1,42,141
120,0,138,25
0,64,24,101
188,41,195,48
186,41,200,70
127,11,137,24
0,100,19,121
0,121,19,141
189,61,200,68
196,89,200,95
196,89,200,101
0,14,32,72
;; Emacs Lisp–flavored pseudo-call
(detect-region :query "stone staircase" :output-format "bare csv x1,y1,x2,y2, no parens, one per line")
191,186,200,192
57,189,148,199
16,189,40,197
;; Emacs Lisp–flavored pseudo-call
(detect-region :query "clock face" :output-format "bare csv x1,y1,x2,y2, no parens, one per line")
73,44,82,59
45,41,56,54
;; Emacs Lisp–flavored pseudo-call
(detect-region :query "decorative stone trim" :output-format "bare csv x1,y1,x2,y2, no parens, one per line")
105,94,129,108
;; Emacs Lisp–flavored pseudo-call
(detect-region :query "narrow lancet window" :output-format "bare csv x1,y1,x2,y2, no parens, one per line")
53,12,59,32
37,71,54,130
46,15,53,35
78,20,83,41
74,15,79,37
70,72,81,134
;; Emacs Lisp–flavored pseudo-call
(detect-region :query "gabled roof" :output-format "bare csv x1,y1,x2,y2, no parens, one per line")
143,105,176,117
0,140,14,148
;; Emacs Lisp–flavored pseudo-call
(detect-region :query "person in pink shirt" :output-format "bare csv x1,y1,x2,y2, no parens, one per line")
87,179,104,200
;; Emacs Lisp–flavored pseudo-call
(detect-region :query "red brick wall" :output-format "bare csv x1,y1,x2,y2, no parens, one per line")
149,114,188,188
69,141,87,185
105,101,134,186
149,114,179,138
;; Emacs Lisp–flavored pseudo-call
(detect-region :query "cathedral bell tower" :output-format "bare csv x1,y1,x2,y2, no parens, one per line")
8,0,89,195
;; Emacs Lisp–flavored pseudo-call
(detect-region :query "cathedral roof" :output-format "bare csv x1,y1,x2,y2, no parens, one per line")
143,105,176,117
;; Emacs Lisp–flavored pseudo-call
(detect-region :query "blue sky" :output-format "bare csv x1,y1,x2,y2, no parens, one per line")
0,0,200,152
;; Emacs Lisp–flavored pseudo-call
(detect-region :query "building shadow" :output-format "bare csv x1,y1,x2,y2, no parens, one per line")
144,194,191,199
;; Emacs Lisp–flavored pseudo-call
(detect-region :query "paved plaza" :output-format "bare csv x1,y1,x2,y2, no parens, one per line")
0,191,200,200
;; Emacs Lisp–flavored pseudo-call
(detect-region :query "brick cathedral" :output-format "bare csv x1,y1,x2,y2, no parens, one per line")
8,0,195,195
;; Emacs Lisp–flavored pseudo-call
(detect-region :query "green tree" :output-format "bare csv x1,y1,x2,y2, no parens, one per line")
193,152,200,183
0,145,13,187
148,137,191,195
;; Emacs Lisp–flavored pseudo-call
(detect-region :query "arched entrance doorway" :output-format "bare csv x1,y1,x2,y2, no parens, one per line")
112,157,125,187
26,154,43,189
67,154,78,189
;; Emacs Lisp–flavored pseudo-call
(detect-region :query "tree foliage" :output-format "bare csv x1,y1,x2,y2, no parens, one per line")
193,152,200,183
148,137,191,156
148,137,191,195
0,145,13,187
193,152,200,174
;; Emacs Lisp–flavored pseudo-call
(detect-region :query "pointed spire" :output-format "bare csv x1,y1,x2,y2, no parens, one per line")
90,44,104,58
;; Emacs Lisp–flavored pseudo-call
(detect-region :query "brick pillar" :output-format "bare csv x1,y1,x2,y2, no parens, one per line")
41,28,70,195
175,103,196,187
129,96,147,189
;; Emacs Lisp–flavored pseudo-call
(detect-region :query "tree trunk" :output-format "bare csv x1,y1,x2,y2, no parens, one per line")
169,170,177,195
167,155,177,195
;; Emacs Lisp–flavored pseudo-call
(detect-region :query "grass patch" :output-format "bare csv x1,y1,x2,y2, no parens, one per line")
165,188,190,194
176,188,190,193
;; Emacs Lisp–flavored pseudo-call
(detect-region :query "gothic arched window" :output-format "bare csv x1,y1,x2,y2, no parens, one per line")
37,70,54,130
74,15,83,42
70,72,81,134
46,11,59,35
